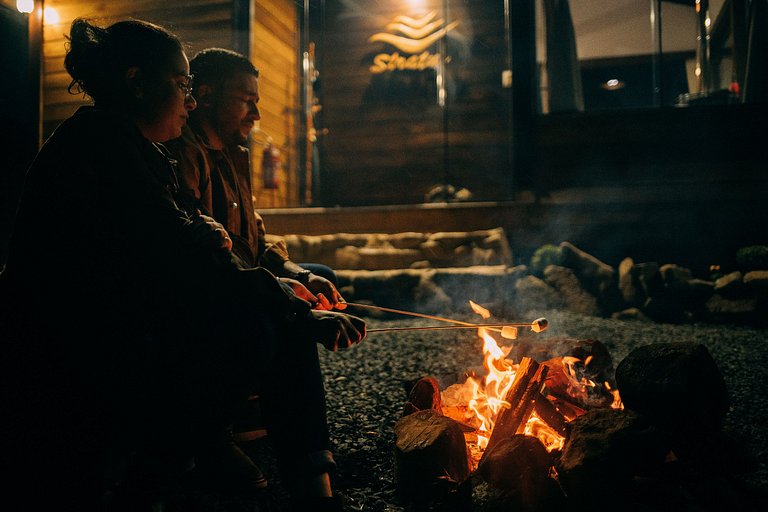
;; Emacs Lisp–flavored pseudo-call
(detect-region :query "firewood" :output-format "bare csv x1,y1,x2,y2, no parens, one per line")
408,376,442,413
533,392,568,436
394,409,472,510
478,434,566,511
480,357,549,463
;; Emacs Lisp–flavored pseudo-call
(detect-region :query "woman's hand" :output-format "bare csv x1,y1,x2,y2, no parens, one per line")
309,310,366,352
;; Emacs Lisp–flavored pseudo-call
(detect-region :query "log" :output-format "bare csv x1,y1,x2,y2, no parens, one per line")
394,409,472,510
478,434,566,510
408,376,442,413
533,392,568,436
480,357,549,463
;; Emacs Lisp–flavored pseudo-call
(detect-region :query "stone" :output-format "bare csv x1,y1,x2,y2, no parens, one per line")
714,271,744,298
556,408,669,507
659,263,693,290
635,261,664,297
618,257,644,307
704,294,759,324
744,270,768,296
615,342,729,451
388,232,428,249
431,265,513,312
612,307,652,322
543,265,601,316
559,241,621,311
511,275,564,315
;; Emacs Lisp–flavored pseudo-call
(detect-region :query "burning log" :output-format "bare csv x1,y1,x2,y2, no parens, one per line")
394,409,473,511
532,392,568,437
477,434,566,511
480,357,549,462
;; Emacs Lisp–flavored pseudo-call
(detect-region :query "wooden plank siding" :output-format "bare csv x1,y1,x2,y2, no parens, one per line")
314,0,512,206
250,0,299,208
40,0,300,208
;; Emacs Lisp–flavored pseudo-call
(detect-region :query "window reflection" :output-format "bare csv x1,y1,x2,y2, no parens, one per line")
536,0,747,112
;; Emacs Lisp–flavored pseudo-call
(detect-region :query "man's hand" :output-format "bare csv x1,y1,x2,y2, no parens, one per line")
309,310,366,352
281,278,319,305
304,274,347,311
190,213,232,251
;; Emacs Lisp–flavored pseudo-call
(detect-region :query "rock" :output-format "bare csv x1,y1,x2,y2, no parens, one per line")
338,246,423,270
413,274,454,313
389,232,428,249
543,265,601,316
612,307,652,322
704,294,760,324
511,275,564,315
744,270,768,296
557,409,669,507
635,262,664,297
431,265,513,313
618,257,644,307
615,342,729,451
714,271,744,298
659,263,693,290
559,241,621,311
338,269,423,313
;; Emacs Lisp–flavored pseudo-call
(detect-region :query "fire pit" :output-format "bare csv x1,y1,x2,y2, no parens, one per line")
387,304,761,512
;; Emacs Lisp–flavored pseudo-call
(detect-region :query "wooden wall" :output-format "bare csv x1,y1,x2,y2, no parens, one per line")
314,0,513,206
41,0,299,208
250,0,299,208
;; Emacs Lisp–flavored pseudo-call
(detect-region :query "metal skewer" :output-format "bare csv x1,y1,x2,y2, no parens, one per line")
368,324,521,334
343,301,548,336
343,301,478,326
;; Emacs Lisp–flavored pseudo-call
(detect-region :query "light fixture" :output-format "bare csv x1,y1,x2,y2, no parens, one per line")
16,0,34,13
600,78,625,91
44,6,60,24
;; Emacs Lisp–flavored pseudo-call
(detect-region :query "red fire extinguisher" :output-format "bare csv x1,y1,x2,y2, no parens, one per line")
261,143,281,189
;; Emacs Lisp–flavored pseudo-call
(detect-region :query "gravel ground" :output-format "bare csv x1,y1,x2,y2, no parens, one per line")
318,310,768,511
170,310,768,511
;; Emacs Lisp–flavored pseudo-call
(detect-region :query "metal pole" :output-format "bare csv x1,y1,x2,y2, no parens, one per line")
650,0,663,106
695,0,712,94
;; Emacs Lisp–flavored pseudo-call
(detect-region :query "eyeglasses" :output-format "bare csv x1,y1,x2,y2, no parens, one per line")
178,74,194,99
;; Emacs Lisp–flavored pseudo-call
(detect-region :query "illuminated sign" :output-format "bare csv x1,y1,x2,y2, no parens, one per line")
368,10,459,74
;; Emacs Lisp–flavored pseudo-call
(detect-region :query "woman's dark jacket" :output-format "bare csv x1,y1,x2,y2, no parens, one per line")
0,107,309,460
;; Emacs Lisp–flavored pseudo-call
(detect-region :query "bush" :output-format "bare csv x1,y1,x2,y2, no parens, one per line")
530,244,563,277
735,245,768,272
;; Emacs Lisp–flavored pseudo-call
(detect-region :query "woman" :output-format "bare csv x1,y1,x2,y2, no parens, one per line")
0,18,363,512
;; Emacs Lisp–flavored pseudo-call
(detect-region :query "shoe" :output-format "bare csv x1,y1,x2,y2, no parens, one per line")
189,440,268,495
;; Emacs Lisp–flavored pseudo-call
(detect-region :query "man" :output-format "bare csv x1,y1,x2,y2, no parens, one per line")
170,48,344,310
168,48,350,510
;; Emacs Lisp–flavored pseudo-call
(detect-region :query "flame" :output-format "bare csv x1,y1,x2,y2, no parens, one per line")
604,381,624,410
469,300,491,319
441,302,566,467
524,412,565,451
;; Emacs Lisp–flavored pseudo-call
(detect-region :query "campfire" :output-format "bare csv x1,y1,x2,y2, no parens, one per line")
438,301,621,469
390,299,753,512
392,301,631,510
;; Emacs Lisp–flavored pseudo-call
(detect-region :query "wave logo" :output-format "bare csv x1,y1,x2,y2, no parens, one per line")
368,10,459,73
